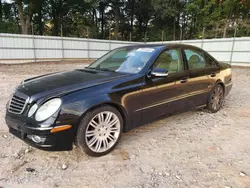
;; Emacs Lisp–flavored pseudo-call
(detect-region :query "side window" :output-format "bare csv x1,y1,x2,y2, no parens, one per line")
154,49,183,74
203,53,217,67
184,49,206,70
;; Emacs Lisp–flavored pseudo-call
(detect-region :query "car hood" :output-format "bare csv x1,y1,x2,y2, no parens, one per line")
17,69,129,101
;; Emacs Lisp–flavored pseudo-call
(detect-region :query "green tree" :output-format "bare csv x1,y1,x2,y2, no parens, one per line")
0,0,2,21
16,0,34,34
0,1,20,33
134,0,154,41
153,0,185,40
1,0,250,39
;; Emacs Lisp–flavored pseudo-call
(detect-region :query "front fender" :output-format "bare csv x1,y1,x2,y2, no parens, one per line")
56,87,128,135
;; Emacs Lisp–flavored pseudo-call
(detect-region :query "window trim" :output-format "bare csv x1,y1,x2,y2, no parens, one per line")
202,52,218,68
150,47,185,75
183,47,220,71
183,48,207,71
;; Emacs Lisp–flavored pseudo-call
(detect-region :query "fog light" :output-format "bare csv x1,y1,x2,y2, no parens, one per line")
27,135,46,143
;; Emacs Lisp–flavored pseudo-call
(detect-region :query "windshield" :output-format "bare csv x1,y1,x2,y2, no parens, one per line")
88,47,156,74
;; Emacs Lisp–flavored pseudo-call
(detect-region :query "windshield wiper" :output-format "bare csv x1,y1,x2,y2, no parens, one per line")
85,67,96,70
97,68,115,72
86,67,115,72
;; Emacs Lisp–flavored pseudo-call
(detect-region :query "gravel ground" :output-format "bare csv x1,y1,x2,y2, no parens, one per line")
0,62,249,188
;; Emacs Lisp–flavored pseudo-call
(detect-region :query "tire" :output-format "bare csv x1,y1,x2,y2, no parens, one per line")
207,84,224,113
75,105,123,157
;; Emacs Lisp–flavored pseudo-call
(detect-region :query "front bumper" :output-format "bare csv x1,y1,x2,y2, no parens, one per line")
5,114,73,151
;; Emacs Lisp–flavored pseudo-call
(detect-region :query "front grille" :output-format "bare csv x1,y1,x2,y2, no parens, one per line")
8,91,29,114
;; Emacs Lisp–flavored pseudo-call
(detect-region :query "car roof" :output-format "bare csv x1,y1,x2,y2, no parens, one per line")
118,43,201,50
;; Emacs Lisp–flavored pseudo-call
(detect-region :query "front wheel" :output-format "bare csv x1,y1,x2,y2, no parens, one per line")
207,84,224,113
76,105,123,157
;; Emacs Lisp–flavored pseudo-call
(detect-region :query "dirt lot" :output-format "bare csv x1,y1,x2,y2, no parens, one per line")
0,62,249,188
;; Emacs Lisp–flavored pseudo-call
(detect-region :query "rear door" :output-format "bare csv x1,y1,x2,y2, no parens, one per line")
182,47,215,108
202,52,221,86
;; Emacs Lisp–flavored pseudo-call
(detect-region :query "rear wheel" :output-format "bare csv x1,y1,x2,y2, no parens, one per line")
207,84,224,113
76,105,123,157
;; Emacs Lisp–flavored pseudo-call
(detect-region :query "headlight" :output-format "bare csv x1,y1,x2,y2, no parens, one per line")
28,104,38,117
35,98,62,122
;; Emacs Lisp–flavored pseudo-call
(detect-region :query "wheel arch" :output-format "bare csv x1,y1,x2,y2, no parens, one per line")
206,80,225,105
74,101,128,138
214,79,225,93
206,80,225,113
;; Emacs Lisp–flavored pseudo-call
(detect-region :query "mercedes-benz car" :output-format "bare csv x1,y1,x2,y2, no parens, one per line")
5,44,232,156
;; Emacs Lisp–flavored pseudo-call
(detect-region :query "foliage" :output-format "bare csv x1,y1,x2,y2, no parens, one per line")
0,0,249,41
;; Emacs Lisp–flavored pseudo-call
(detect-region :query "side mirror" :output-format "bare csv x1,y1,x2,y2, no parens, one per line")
151,68,168,77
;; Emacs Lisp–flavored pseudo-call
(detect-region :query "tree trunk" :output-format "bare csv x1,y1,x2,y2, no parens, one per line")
51,0,60,36
173,0,177,40
99,1,105,39
0,0,2,21
223,10,232,38
215,24,219,38
17,0,33,34
51,6,57,36
189,16,193,39
223,22,228,38
92,8,95,26
58,0,62,36
95,10,98,29
37,0,43,35
114,1,119,40
17,0,26,33
173,17,176,40
144,22,149,42
130,0,134,34
138,19,143,39
101,10,104,39
52,17,59,36
92,8,98,33
38,6,43,35
54,21,59,36
202,26,205,39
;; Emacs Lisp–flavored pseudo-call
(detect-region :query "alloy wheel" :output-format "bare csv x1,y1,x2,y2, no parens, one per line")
85,111,121,153
211,86,224,111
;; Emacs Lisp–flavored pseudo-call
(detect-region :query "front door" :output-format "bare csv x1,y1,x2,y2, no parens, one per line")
137,48,190,123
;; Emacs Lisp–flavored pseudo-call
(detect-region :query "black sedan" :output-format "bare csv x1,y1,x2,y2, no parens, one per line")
5,44,232,156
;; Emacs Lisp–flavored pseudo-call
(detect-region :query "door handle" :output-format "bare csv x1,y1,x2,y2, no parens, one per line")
210,72,216,77
180,78,188,83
